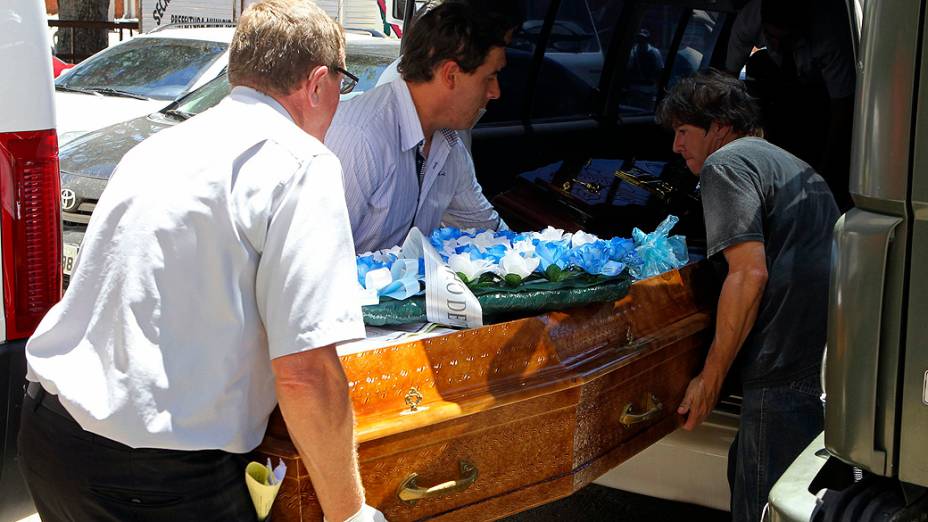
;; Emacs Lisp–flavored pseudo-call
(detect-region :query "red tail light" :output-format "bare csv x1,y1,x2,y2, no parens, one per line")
0,130,62,340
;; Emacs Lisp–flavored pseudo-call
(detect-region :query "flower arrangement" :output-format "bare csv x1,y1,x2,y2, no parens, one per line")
434,227,636,286
357,215,688,305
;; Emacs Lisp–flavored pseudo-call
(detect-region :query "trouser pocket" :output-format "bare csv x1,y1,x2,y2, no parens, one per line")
89,485,184,508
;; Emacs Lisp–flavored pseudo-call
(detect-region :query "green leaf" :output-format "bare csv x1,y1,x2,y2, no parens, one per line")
504,274,523,286
545,265,567,282
456,272,470,284
478,272,498,284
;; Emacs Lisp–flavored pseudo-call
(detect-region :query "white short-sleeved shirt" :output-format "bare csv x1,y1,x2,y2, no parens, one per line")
25,87,365,453
325,78,501,253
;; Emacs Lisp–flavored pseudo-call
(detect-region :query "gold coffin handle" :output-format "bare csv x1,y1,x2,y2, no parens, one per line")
620,393,663,427
397,460,478,505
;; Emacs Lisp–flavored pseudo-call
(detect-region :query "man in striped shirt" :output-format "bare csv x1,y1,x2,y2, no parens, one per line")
326,1,510,253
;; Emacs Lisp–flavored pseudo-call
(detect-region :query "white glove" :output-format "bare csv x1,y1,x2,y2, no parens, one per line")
332,503,387,522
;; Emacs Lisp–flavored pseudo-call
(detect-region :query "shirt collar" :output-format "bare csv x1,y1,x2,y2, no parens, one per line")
390,78,462,152
229,86,296,124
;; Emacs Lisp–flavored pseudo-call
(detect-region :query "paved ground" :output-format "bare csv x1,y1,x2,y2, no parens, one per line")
504,485,731,522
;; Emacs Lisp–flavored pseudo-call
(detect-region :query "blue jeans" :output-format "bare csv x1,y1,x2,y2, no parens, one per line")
728,371,824,522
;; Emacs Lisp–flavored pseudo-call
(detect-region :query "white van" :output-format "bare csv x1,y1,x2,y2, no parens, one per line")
0,0,62,518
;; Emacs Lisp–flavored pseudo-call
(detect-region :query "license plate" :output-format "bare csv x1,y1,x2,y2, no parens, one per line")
62,243,80,276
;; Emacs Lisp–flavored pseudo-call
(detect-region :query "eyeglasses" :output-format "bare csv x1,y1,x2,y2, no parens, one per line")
334,66,359,95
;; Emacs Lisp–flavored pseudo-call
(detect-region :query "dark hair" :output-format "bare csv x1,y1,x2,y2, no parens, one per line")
398,1,514,83
656,69,762,135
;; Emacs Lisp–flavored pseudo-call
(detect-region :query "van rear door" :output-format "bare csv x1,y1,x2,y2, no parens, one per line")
0,0,62,517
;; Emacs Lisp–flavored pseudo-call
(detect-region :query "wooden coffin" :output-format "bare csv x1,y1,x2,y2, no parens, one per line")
254,262,719,521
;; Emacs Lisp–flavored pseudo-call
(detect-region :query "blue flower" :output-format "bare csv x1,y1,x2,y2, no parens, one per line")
454,243,482,258
567,243,608,275
605,237,636,261
429,227,464,251
600,260,626,277
481,244,509,263
494,229,519,242
534,239,570,271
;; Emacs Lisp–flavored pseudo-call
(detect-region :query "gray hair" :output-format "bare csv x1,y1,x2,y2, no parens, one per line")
229,0,344,96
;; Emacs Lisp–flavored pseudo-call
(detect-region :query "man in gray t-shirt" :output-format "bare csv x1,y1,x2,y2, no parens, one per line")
657,70,839,522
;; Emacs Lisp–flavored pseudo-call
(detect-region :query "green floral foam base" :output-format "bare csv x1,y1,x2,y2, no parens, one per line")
362,274,632,327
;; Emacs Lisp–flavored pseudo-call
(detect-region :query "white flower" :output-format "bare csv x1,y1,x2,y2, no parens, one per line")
500,251,540,279
468,230,512,252
439,240,459,258
448,253,495,282
535,226,567,241
363,267,393,292
511,238,536,257
571,230,600,248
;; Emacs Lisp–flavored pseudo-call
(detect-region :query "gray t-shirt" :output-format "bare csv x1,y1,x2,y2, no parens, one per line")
701,137,839,388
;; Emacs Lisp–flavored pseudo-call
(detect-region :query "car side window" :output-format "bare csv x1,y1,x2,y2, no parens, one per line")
666,11,727,89
618,5,686,116
529,0,624,121
481,0,555,125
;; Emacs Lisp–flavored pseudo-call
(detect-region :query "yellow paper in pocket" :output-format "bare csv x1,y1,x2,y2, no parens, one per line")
245,459,286,521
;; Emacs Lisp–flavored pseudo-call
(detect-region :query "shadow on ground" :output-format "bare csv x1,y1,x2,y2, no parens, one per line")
502,484,731,521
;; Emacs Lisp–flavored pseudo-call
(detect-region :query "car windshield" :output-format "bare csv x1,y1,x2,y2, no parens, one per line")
169,72,231,117
163,42,400,119
56,37,227,101
345,43,400,93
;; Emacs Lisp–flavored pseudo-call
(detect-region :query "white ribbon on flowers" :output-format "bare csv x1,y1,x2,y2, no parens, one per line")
406,227,483,329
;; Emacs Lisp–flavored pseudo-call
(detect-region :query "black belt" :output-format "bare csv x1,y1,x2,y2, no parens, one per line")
26,381,73,419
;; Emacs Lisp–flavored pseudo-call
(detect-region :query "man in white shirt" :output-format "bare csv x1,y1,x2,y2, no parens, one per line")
326,1,512,253
19,1,382,521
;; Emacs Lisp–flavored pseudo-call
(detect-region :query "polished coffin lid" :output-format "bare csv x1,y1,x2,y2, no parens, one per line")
255,262,719,521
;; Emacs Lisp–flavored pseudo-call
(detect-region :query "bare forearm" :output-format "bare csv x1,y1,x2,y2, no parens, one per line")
703,268,767,388
276,368,364,521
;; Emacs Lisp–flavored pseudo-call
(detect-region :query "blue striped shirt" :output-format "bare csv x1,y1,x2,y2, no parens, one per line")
325,78,501,253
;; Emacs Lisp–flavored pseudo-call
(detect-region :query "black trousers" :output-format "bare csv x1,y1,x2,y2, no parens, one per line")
18,384,257,522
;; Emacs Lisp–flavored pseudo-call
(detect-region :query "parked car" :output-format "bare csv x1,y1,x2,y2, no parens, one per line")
59,31,401,286
54,25,234,144
0,0,63,519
